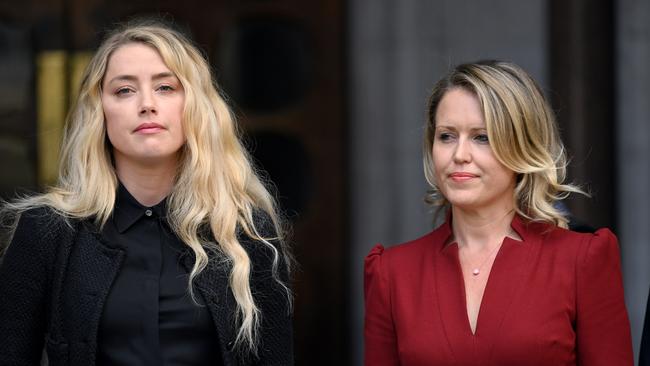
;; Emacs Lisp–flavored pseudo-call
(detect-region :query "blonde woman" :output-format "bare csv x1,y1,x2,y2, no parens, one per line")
0,20,292,365
364,60,633,365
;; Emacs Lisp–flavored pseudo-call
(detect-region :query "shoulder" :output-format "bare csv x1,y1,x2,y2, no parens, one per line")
530,222,618,253
572,228,620,267
251,208,278,240
239,209,292,279
366,223,445,263
365,226,444,277
10,206,75,246
1,206,75,278
17,205,68,226
238,209,282,255
523,222,621,273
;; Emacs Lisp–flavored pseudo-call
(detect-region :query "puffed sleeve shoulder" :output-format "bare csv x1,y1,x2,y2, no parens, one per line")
364,244,399,366
364,245,385,286
575,228,633,366
364,245,388,309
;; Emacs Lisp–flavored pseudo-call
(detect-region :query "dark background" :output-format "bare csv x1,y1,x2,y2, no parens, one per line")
1,0,648,364
0,0,347,364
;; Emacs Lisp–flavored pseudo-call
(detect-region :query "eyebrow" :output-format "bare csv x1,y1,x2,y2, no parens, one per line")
435,125,486,131
106,72,177,85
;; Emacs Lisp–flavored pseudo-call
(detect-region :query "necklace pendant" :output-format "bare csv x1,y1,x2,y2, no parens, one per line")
472,268,480,276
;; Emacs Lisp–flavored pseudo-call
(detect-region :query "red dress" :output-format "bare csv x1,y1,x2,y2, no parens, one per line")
364,215,633,366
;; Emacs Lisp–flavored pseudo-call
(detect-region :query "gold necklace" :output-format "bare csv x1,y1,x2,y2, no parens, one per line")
461,239,504,276
454,209,514,276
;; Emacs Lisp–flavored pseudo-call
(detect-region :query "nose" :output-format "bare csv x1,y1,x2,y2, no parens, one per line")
139,90,157,115
453,137,471,164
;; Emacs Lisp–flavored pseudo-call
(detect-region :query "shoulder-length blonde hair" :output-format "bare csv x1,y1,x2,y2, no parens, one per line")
423,60,585,228
3,19,290,353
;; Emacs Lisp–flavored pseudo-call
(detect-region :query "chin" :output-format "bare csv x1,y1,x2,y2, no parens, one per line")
130,150,180,162
445,195,482,209
442,190,477,203
448,201,480,210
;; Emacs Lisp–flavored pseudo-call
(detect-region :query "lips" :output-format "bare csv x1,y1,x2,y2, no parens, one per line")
449,172,478,182
134,122,165,134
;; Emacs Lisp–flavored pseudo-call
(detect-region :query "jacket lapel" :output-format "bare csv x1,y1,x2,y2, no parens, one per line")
52,221,126,363
182,252,239,366
73,224,126,353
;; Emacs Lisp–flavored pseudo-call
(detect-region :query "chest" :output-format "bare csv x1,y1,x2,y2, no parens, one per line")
459,256,495,335
387,242,578,366
48,227,237,364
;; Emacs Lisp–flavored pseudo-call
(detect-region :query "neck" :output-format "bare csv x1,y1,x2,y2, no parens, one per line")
451,204,518,252
114,154,178,207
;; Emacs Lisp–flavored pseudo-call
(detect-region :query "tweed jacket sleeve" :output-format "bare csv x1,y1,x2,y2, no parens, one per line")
244,213,294,366
0,208,70,365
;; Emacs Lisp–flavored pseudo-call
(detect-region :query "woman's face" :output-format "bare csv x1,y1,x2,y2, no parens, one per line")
102,42,185,167
432,88,516,212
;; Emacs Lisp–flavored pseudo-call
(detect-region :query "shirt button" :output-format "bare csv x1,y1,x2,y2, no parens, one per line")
145,209,153,217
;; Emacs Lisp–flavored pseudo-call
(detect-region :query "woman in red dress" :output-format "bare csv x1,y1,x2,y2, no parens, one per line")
364,60,633,366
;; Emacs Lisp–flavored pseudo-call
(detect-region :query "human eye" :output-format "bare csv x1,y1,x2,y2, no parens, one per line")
474,133,489,144
115,87,134,96
436,131,455,142
157,84,175,92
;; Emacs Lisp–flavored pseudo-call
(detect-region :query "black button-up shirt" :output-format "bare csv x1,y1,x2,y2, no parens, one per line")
96,184,221,365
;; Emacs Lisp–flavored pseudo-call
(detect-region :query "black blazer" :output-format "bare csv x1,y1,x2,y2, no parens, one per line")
0,207,292,366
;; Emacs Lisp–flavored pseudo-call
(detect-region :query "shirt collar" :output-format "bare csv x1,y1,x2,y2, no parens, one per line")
113,183,167,233
439,211,532,252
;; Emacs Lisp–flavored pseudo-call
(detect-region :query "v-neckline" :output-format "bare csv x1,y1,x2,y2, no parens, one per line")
434,215,537,362
457,238,508,336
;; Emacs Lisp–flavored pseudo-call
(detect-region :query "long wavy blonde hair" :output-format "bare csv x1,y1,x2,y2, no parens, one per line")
424,60,585,228
2,20,291,353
